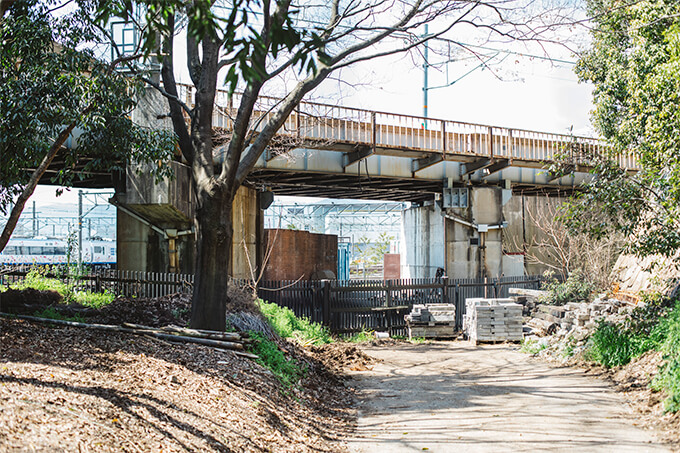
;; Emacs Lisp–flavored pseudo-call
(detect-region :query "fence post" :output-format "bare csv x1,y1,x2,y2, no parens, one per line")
385,280,392,308
441,277,448,304
322,280,331,327
95,273,101,294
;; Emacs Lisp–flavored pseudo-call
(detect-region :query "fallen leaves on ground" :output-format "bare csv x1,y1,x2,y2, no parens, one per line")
0,318,355,452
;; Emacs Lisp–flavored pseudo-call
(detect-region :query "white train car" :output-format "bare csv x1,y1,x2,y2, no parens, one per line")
0,237,116,267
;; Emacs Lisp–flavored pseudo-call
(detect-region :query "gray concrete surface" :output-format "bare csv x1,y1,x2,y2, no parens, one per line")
348,342,669,453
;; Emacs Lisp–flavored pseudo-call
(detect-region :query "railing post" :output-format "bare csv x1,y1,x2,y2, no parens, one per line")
441,277,448,304
488,126,493,158
441,120,446,153
385,279,392,308
322,279,331,327
371,111,376,152
296,108,301,139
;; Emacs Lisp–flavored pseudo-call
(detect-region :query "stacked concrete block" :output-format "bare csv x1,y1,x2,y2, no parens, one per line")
405,304,456,339
464,298,523,343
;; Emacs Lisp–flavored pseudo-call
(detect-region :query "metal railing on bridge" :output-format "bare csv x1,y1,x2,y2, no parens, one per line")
178,84,638,171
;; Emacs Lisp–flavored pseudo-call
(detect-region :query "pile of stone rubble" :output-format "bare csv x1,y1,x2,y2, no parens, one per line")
511,288,635,361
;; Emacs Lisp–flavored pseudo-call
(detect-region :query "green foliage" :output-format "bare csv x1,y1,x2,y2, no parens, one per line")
32,307,86,323
257,299,333,346
11,269,68,295
247,331,305,388
584,322,639,368
347,329,375,343
10,267,114,308
540,271,594,305
651,302,680,412
565,0,680,259
520,338,547,355
70,290,115,309
351,233,395,269
0,0,176,216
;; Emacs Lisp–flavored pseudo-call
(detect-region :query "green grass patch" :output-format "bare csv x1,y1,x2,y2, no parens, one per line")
520,338,547,354
11,269,69,294
347,328,374,343
584,322,639,368
10,268,115,308
32,307,86,323
247,331,305,388
70,290,115,309
256,299,332,346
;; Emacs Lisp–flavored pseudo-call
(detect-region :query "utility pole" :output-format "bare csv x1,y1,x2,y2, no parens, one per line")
32,201,37,237
422,24,429,129
78,190,83,267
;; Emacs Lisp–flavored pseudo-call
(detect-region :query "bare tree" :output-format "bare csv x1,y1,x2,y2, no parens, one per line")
103,0,582,330
508,195,623,290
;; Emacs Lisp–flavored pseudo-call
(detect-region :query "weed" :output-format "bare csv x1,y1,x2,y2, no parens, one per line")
520,338,547,355
650,302,680,412
257,299,332,346
247,331,305,388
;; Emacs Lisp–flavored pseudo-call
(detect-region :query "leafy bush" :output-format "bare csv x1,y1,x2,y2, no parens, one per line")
256,299,332,346
540,270,594,306
247,331,305,388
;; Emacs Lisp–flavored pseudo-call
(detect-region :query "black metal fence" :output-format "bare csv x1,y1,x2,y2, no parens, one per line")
0,266,194,298
1,265,545,334
256,275,546,334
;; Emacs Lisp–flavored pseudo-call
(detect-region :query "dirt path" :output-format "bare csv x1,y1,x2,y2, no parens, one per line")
348,342,670,453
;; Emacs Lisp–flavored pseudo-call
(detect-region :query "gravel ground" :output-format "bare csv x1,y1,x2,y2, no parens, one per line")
348,341,672,453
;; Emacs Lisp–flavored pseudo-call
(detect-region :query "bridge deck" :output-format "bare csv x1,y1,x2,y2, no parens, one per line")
179,84,637,172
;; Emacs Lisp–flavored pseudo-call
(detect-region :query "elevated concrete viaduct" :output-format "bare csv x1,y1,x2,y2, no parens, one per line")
44,87,637,280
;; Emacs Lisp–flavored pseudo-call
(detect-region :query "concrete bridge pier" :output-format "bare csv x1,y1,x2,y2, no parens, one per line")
114,162,262,277
401,185,520,280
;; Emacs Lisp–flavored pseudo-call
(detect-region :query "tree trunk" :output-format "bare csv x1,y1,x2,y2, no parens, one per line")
190,185,234,331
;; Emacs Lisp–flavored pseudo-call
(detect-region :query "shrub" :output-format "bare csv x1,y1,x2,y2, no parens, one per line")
256,299,332,346
247,331,305,388
540,270,594,306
